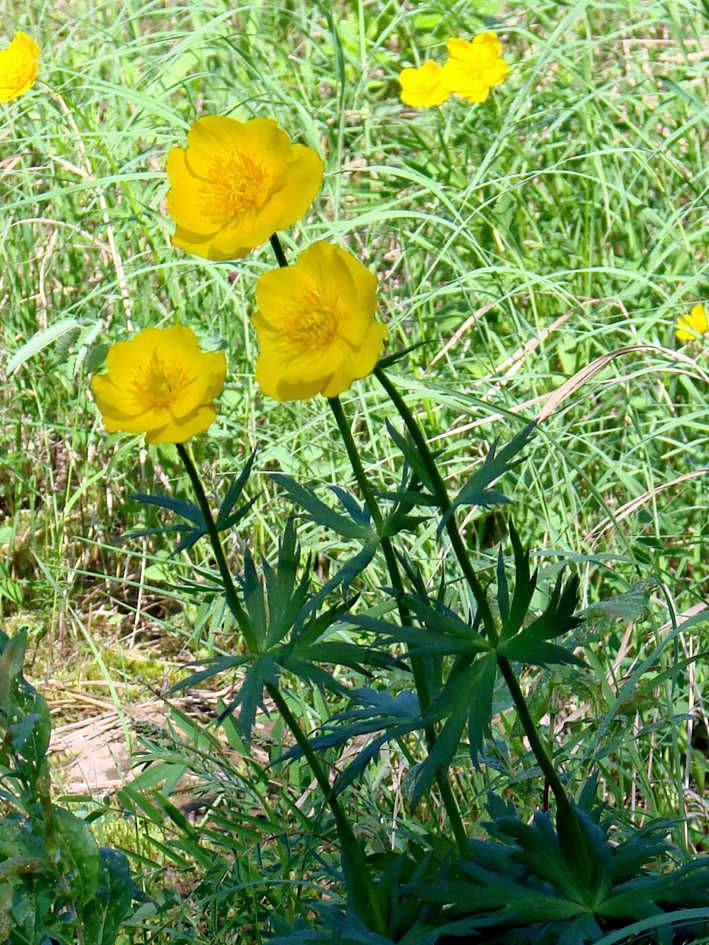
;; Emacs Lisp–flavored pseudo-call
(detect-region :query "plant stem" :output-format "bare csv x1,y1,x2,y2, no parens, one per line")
176,443,259,654
265,683,388,936
175,441,387,933
270,233,288,268
328,396,471,859
373,366,498,644
373,366,580,816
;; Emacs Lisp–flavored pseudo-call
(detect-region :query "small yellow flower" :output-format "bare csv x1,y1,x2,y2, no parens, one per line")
676,304,708,342
91,325,226,444
399,60,450,108
439,33,508,103
0,31,40,103
253,242,387,402
166,115,324,261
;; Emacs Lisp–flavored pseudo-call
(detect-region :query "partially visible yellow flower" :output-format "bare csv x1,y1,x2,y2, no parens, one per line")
166,115,324,261
440,33,508,103
399,60,450,108
253,242,387,402
0,32,40,103
92,326,226,444
676,304,708,342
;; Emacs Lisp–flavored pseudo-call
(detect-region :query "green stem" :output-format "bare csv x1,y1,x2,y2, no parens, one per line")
373,366,498,644
175,441,387,932
270,233,288,268
176,442,258,654
266,683,388,936
328,396,471,859
373,366,579,815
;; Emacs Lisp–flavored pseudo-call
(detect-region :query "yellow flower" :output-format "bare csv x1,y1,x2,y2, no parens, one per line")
0,31,40,103
399,60,450,108
91,325,226,444
166,115,324,261
676,304,708,342
253,242,387,402
439,33,508,103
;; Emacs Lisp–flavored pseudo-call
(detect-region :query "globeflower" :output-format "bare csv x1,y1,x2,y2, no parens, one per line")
0,32,40,103
440,33,508,103
91,325,226,444
676,304,708,342
399,60,449,108
166,115,324,261
252,242,387,402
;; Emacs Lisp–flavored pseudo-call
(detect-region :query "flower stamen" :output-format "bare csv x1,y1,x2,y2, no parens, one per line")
281,289,341,353
131,350,191,412
199,153,270,228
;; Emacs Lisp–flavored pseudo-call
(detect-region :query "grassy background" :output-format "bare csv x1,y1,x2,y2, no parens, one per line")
2,0,709,937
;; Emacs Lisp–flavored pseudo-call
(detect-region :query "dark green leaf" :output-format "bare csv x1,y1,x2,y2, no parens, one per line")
130,493,204,526
270,474,374,540
215,450,256,529
438,423,537,535
54,808,100,906
82,848,138,945
467,652,497,766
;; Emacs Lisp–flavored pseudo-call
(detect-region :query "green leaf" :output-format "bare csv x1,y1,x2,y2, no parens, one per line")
467,652,497,766
130,493,204,526
82,849,138,945
498,636,586,668
385,420,436,494
54,808,100,906
0,631,27,717
166,654,251,695
242,548,267,648
7,319,81,374
501,523,536,641
271,474,374,540
235,653,280,740
438,423,537,535
408,654,497,808
215,450,256,530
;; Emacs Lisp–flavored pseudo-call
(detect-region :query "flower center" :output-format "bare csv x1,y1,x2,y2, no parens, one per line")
199,152,270,228
132,351,189,412
281,289,340,352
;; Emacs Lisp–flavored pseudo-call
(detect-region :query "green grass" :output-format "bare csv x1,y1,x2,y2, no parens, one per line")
2,0,709,939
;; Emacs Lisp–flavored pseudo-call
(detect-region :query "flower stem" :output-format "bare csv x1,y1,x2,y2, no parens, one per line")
373,366,497,642
328,395,471,859
270,233,289,268
175,441,387,933
265,682,388,936
176,442,259,654
372,366,579,818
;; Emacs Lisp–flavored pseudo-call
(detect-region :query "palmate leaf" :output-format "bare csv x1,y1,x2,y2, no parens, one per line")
271,473,375,540
407,652,498,808
274,688,424,792
215,450,256,529
131,492,204,525
437,422,537,537
499,571,585,668
385,419,437,495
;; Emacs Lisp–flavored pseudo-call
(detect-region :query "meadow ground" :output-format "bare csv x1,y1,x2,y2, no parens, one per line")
1,0,709,940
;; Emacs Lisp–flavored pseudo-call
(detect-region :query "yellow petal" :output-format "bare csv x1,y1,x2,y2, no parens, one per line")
166,147,221,236
146,405,217,444
254,267,315,330
0,32,40,103
322,322,387,398
399,61,449,108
